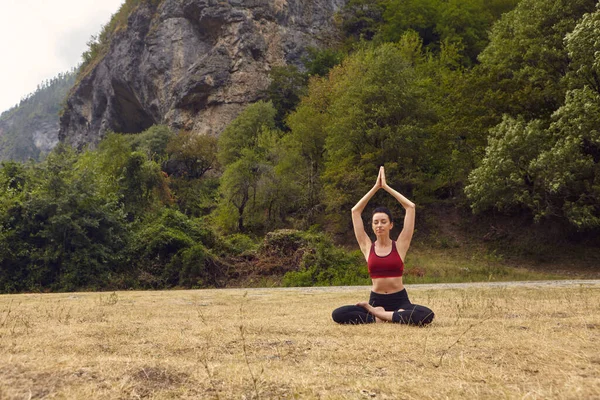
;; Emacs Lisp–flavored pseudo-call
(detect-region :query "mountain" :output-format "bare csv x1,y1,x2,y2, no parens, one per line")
0,71,76,162
59,0,347,149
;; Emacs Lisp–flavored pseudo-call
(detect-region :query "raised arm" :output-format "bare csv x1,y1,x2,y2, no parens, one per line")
351,168,383,259
380,168,415,259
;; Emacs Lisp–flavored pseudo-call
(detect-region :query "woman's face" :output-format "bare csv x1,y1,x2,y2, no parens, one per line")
372,212,393,236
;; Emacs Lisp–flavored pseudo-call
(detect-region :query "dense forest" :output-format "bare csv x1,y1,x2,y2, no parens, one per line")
1,0,599,293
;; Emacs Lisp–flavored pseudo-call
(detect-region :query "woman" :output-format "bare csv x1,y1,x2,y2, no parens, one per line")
331,166,434,325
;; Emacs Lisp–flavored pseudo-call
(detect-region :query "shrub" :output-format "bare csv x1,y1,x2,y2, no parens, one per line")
223,233,259,256
130,208,217,287
269,230,369,286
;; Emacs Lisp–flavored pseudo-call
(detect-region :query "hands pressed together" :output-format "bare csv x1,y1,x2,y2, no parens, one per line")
374,166,389,191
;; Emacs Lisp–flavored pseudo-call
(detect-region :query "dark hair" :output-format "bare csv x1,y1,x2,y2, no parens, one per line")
372,206,393,223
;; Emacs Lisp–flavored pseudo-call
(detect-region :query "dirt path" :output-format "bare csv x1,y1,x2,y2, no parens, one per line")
250,279,600,293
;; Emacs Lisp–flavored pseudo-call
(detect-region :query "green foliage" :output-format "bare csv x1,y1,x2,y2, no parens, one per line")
317,43,441,231
302,47,345,77
265,66,308,130
92,127,174,219
217,101,277,166
466,87,600,230
467,4,600,231
465,116,551,216
166,244,221,288
476,0,596,119
281,231,368,286
337,0,386,41
264,48,343,130
532,87,600,229
165,132,218,179
378,0,440,45
0,127,220,293
130,208,218,288
160,130,220,217
279,93,329,225
216,149,262,232
377,0,519,66
168,176,219,218
565,6,600,94
0,145,129,292
337,0,519,66
215,101,294,233
223,233,259,256
128,125,173,161
119,151,172,217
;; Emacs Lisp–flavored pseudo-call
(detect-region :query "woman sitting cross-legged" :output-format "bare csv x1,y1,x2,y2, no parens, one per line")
331,166,434,326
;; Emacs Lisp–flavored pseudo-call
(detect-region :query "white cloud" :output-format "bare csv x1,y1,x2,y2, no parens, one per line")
0,0,124,114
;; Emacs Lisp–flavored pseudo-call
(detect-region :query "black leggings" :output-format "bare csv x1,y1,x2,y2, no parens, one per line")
331,289,434,326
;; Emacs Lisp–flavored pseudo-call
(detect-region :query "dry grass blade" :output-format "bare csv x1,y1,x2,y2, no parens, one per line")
434,312,493,368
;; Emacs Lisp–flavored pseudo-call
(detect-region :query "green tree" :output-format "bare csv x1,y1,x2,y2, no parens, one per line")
376,0,519,66
278,76,333,225
337,0,386,41
533,87,600,229
378,0,440,46
464,116,551,216
265,66,308,130
466,3,600,231
302,47,345,77
119,152,171,218
476,0,596,120
217,101,277,166
128,125,173,161
215,101,288,233
130,208,219,288
165,132,218,179
320,43,438,231
565,6,600,94
217,149,262,232
0,145,130,292
164,132,220,217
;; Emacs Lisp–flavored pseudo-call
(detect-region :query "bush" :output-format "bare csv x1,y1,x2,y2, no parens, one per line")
130,208,217,287
166,244,225,288
128,125,173,160
260,229,307,257
0,146,130,292
223,233,259,256
275,230,368,286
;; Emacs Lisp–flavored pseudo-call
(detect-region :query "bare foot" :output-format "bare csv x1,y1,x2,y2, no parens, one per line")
357,302,386,323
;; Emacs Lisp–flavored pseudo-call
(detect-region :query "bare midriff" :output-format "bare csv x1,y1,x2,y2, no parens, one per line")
371,276,404,294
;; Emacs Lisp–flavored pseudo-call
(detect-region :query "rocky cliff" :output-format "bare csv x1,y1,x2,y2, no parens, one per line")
59,0,346,149
0,111,59,162
0,71,74,161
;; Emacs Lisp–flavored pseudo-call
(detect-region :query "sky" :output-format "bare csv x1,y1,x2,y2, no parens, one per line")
0,0,125,114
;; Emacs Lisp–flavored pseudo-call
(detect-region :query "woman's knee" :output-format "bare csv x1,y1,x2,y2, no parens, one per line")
332,305,374,324
331,306,347,323
418,308,435,325
392,306,435,326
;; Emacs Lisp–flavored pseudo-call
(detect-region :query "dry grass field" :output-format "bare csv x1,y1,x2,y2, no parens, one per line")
1,282,599,399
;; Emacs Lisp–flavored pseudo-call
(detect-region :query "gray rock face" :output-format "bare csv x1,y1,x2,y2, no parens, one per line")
0,110,60,161
59,0,346,149
31,118,60,154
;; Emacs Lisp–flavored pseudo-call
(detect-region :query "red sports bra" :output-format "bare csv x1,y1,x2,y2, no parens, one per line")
367,241,404,278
